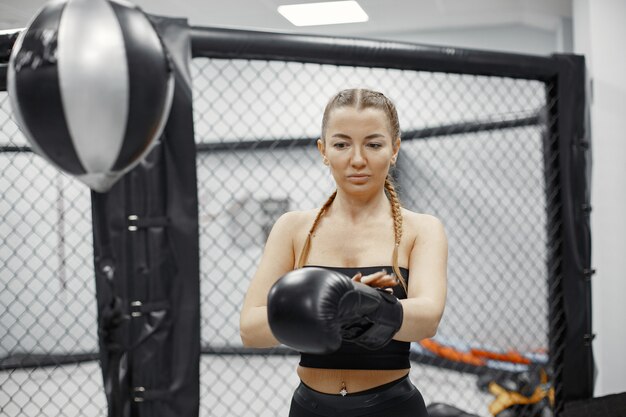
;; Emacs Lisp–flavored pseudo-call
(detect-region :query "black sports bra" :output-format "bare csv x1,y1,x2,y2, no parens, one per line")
299,266,411,370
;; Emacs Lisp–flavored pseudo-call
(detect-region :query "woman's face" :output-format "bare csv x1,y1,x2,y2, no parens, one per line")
318,107,399,195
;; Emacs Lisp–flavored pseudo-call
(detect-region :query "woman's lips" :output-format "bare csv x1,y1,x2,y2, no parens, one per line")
347,174,370,184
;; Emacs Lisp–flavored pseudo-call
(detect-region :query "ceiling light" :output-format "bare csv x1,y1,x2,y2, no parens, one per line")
277,1,369,27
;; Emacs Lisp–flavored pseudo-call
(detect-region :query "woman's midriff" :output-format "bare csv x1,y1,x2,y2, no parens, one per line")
297,366,410,394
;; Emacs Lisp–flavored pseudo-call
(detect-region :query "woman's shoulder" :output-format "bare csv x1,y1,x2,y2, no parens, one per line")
401,209,446,241
401,208,444,225
274,209,318,230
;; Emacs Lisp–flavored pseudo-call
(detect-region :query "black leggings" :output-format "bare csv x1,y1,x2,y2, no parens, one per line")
288,376,428,417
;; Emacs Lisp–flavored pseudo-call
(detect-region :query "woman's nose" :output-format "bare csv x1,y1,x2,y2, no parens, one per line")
350,147,366,167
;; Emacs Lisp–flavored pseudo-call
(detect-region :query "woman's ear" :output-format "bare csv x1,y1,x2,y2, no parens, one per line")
317,138,325,158
392,137,401,163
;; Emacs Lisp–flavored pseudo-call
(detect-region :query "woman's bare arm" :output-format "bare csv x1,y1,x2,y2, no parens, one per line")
239,212,300,348
394,214,448,342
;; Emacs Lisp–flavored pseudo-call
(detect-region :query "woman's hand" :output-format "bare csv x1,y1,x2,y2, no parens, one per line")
352,270,398,293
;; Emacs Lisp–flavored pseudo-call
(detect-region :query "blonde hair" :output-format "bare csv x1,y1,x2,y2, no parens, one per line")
297,88,406,291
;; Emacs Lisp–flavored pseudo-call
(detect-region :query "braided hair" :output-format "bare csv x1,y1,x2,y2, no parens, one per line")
297,89,406,291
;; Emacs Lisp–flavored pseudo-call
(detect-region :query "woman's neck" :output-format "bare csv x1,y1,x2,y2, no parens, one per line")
330,189,390,223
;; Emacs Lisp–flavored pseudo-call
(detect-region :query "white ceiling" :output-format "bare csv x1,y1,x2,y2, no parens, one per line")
1,0,572,37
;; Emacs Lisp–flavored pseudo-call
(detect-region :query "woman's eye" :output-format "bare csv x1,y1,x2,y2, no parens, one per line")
368,142,382,149
333,142,348,149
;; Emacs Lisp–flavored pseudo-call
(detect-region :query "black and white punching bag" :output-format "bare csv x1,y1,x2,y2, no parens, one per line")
7,0,174,192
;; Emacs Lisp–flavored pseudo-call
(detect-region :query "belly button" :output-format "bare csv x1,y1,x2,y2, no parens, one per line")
339,381,347,396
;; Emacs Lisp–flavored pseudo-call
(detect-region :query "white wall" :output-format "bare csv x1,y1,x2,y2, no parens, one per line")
573,0,626,397
371,23,570,55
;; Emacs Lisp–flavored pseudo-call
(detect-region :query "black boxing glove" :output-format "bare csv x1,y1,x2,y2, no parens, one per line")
336,277,404,349
267,267,403,354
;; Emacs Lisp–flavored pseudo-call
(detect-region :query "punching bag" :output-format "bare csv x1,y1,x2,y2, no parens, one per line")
7,0,174,192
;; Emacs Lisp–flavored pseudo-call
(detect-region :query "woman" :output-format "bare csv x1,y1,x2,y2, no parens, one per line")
240,88,448,416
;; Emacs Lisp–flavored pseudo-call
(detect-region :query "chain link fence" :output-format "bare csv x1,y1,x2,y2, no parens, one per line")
1,29,582,417
193,58,556,416
0,91,106,416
